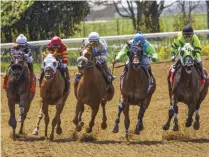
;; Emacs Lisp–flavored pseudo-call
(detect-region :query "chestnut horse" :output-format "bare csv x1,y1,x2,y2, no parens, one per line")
5,49,36,140
73,43,114,133
32,53,70,140
112,45,156,141
163,43,209,131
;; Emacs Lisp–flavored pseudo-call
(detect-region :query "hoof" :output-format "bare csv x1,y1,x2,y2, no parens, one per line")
163,123,170,131
79,122,84,127
56,127,62,135
185,119,193,127
193,121,200,130
112,125,119,133
32,129,38,135
73,119,78,125
75,126,82,132
101,122,107,130
172,125,179,131
134,126,140,135
86,127,92,133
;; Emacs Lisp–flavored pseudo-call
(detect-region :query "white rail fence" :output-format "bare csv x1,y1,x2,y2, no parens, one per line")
1,30,209,49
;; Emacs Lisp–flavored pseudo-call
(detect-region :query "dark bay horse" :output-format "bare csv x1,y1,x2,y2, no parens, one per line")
112,45,156,140
163,43,209,131
73,43,114,133
5,49,36,140
32,53,69,140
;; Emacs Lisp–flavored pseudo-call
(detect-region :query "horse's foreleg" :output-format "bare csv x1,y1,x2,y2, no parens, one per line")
56,102,65,135
193,101,201,130
43,103,49,139
32,101,44,135
112,100,124,133
8,100,16,140
135,104,146,134
86,105,99,133
73,101,82,132
173,104,179,131
123,100,130,141
163,95,176,131
77,103,84,130
186,103,196,127
101,101,107,130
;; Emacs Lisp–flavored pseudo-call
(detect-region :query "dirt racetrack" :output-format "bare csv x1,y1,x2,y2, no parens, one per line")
1,60,209,157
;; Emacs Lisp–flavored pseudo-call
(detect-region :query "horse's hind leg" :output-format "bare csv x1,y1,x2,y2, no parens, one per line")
112,100,124,133
32,101,44,135
8,100,17,140
101,100,107,130
86,105,99,133
163,95,176,131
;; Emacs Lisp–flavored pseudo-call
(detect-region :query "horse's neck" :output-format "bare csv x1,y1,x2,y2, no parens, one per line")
127,66,143,80
83,67,96,81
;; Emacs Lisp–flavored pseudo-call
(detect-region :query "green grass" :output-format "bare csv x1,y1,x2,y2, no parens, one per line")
71,13,207,38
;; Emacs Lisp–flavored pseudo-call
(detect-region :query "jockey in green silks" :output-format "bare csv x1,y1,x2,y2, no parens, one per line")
113,32,159,91
169,26,206,83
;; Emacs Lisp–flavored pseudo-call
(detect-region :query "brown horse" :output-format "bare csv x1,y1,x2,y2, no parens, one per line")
5,49,36,140
32,53,69,140
163,43,209,131
73,43,114,133
112,45,156,140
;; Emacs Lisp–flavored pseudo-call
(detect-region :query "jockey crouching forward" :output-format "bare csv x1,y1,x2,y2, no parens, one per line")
75,32,116,85
39,36,70,92
3,34,35,92
113,32,159,91
169,26,206,83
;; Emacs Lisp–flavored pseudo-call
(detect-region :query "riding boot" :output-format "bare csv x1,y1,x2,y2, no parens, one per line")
196,62,206,79
18,107,24,122
39,69,45,87
147,66,154,92
170,59,181,83
64,67,70,92
101,61,116,84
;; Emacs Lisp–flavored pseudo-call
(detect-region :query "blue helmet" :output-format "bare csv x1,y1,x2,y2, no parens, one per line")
133,33,145,45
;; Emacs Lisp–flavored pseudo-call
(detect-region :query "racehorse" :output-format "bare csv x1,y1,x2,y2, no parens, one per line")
5,49,36,140
32,53,69,140
163,43,209,131
112,44,156,140
73,43,114,133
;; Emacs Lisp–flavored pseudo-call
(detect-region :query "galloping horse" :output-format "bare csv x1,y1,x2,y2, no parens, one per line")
163,43,209,131
5,49,36,140
73,43,114,133
112,45,156,140
32,53,69,140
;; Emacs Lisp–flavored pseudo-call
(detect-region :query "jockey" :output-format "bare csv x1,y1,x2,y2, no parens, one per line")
112,32,159,90
169,26,206,83
3,34,34,89
75,32,115,85
39,36,70,91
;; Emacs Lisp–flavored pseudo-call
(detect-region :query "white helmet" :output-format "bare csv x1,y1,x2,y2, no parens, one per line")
16,34,27,45
88,32,100,42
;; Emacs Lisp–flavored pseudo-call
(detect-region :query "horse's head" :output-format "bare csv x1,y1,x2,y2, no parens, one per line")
42,53,59,81
179,43,195,74
128,44,143,70
10,49,26,80
77,43,94,73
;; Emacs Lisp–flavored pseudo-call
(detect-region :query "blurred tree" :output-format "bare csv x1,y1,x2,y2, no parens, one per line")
206,1,209,29
113,0,175,33
1,1,90,42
